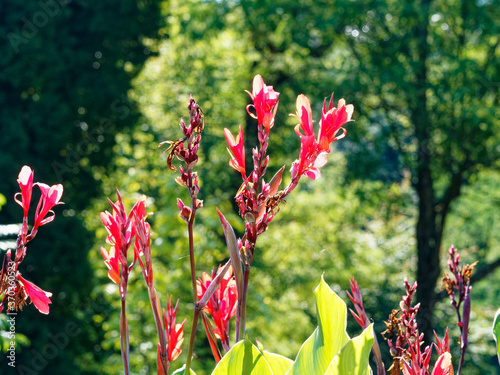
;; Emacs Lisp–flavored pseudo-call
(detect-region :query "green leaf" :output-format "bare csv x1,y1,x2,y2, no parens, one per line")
211,339,274,375
324,324,374,375
286,276,350,375
172,365,197,375
262,351,294,375
493,308,500,365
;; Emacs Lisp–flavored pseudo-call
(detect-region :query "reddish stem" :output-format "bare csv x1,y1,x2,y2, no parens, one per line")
120,298,130,375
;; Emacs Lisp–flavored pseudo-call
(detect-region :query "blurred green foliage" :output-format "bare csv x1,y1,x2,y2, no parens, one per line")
1,0,498,374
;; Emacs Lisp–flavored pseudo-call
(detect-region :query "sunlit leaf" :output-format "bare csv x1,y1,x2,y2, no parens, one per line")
262,350,294,375
211,339,274,375
286,275,350,375
324,324,374,375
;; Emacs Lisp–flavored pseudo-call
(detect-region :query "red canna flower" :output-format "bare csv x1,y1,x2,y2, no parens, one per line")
224,126,246,176
197,265,237,350
246,74,279,131
33,182,64,230
165,296,186,362
100,193,147,293
294,94,314,138
17,275,52,315
431,352,453,375
101,246,121,284
14,165,34,218
317,94,353,152
291,94,353,180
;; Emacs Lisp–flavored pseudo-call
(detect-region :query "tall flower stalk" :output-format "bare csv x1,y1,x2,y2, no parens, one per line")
159,77,353,372
223,75,354,339
442,245,477,375
100,191,143,375
101,192,185,375
161,97,205,374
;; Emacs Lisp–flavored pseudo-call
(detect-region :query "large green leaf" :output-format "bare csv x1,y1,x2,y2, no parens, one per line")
493,308,500,365
211,339,274,375
324,324,374,375
262,350,294,375
286,276,350,375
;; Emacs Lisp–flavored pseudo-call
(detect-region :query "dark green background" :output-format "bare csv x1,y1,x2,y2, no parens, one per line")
0,0,499,374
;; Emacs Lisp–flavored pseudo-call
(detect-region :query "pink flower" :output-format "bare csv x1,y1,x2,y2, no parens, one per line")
224,126,246,176
293,94,314,138
246,75,280,131
100,193,147,286
101,246,121,284
14,166,34,218
197,265,237,348
317,94,353,152
33,183,64,230
294,135,328,180
291,94,353,180
18,275,52,315
431,352,453,375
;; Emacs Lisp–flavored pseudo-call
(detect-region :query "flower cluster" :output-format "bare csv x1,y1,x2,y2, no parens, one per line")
101,192,185,374
0,166,63,315
156,296,186,374
100,191,146,290
290,94,353,181
197,265,238,351
382,278,453,375
224,76,354,264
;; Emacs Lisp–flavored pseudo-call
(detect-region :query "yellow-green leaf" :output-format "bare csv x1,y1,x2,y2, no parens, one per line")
262,351,294,375
211,339,274,375
324,324,374,375
286,276,350,375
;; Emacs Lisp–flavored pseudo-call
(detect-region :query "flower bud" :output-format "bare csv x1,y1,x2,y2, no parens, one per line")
176,198,191,222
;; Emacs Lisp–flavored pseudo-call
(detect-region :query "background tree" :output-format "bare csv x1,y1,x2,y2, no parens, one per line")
0,1,162,373
325,0,500,342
